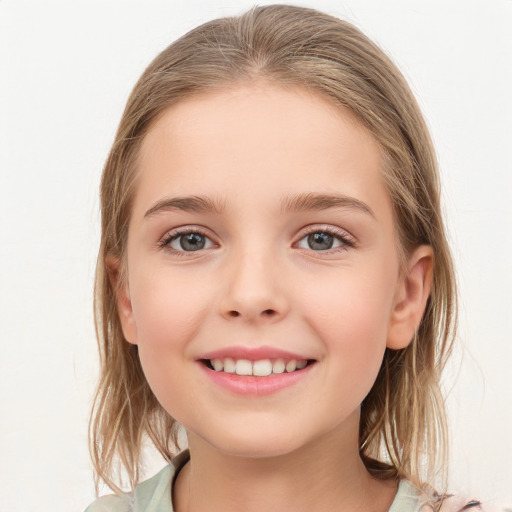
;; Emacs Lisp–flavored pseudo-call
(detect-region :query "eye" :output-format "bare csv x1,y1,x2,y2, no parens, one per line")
161,230,215,252
296,228,355,252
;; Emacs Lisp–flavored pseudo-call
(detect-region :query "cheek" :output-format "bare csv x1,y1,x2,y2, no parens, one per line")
302,264,396,336
127,282,203,421
127,267,211,396
130,266,208,344
299,264,397,389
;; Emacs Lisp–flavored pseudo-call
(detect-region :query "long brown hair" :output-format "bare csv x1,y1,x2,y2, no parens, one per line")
90,4,457,494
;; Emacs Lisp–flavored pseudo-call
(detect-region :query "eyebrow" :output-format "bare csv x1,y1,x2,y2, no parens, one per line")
144,192,375,219
144,195,225,218
281,193,375,218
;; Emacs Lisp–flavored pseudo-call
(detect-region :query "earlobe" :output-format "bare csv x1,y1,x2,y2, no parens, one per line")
105,254,138,345
386,245,433,350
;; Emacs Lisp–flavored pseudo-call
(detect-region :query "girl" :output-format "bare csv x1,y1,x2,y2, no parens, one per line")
86,5,480,511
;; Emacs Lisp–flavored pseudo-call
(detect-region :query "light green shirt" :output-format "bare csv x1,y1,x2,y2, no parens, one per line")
84,452,435,512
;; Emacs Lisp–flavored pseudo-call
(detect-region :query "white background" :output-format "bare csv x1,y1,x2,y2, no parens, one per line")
0,1,511,510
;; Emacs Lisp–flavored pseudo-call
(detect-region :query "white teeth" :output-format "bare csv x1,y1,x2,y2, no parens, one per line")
211,359,224,371
272,359,286,374
285,360,297,373
209,358,309,376
223,358,236,374
253,359,273,376
235,359,252,376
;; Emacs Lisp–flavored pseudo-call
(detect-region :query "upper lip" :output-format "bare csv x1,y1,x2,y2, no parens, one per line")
198,345,313,361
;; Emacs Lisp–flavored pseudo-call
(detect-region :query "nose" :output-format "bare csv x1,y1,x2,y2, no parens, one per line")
218,247,289,323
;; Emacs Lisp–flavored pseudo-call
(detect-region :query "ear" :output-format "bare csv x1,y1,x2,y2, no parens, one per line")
105,254,138,345
386,245,433,350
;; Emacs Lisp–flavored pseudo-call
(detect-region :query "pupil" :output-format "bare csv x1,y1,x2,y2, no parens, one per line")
308,232,333,250
180,233,205,251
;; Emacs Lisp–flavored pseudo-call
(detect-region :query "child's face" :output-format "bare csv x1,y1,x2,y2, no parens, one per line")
115,84,411,458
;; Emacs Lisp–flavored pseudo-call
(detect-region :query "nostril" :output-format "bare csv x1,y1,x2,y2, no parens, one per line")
225,309,277,319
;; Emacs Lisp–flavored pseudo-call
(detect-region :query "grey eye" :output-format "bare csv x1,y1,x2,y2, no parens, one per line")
170,233,213,251
307,232,333,250
298,232,344,251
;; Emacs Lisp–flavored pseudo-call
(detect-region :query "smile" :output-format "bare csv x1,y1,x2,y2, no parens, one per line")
204,358,310,376
198,349,316,396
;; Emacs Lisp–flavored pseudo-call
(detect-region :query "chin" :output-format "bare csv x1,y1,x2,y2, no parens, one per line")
228,441,298,459
190,421,320,461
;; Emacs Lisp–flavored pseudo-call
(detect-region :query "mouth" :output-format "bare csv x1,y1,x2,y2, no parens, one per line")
201,358,315,376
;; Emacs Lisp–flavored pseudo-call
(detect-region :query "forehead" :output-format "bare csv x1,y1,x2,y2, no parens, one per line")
134,83,388,218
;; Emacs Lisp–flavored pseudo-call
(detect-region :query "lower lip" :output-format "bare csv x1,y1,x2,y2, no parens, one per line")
199,363,314,396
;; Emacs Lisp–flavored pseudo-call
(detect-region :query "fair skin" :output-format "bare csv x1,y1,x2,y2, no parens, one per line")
110,83,433,512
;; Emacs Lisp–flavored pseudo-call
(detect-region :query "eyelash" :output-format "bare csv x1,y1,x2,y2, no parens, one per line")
158,227,215,257
295,225,356,253
158,225,356,256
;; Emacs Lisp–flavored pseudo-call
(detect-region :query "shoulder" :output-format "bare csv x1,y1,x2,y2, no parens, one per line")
434,496,482,512
84,494,133,512
391,480,483,512
84,450,190,512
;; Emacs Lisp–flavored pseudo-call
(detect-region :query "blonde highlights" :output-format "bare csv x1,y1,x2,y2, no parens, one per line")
90,5,456,494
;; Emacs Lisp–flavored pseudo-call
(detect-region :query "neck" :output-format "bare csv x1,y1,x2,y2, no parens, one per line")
173,412,397,512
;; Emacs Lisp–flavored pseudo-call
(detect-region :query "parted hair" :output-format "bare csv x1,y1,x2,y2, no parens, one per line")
90,4,457,494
